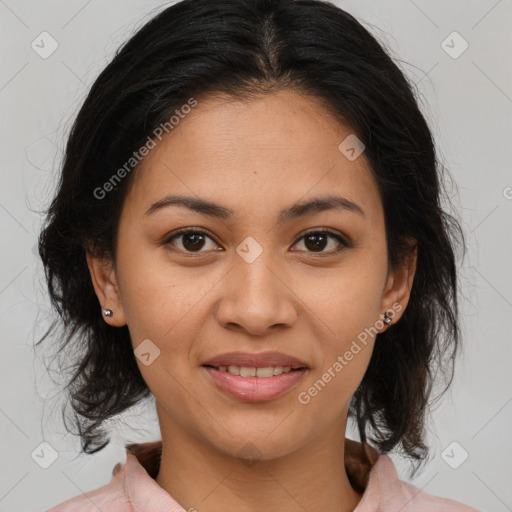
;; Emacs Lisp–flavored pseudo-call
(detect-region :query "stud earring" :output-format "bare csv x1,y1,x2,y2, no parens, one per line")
103,308,113,317
383,311,393,327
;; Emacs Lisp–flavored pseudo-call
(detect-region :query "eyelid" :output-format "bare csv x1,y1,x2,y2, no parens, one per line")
160,227,221,248
290,227,351,254
294,227,350,246
161,226,351,254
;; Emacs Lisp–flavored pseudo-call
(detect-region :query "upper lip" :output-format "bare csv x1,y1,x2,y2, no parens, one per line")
202,351,308,369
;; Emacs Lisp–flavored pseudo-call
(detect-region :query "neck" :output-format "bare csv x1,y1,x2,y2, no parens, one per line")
154,407,363,512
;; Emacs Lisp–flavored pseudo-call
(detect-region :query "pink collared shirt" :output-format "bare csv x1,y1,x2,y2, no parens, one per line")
45,439,480,511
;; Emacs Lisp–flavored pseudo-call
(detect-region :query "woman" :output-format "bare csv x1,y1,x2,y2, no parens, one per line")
39,0,480,510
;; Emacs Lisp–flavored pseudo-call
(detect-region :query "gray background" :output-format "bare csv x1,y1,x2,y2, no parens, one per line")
0,1,511,511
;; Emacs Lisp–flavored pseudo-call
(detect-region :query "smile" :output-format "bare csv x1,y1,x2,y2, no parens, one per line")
202,365,308,402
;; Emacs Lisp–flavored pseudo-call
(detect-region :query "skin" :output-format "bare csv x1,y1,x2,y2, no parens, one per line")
87,89,417,512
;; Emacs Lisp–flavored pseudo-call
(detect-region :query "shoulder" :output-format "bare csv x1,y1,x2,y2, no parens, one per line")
393,474,481,511
357,452,481,512
44,463,131,512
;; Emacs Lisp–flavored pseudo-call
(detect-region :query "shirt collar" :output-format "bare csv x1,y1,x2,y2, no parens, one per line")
123,441,185,511
120,438,390,511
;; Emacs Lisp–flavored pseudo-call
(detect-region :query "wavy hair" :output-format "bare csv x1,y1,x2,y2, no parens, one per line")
37,0,466,477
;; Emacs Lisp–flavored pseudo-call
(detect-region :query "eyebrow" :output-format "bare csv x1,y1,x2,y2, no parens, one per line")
145,194,365,221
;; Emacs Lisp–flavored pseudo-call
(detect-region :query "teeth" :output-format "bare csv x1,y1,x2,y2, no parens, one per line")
217,365,294,377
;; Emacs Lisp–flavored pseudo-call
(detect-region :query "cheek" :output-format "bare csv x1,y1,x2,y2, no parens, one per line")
115,239,202,339
291,253,385,392
293,299,376,424
299,258,385,341
114,241,223,386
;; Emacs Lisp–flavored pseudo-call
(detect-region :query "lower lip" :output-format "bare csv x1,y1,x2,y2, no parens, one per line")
202,366,308,402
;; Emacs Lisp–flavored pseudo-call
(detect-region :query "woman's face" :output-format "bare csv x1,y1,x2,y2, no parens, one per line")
88,89,416,460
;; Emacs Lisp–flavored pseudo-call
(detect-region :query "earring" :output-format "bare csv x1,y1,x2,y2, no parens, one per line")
383,311,392,327
103,308,113,317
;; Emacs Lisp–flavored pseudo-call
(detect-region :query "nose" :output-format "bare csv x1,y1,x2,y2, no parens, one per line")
215,252,298,336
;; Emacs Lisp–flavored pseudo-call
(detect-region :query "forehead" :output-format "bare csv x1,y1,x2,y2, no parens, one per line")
125,90,383,226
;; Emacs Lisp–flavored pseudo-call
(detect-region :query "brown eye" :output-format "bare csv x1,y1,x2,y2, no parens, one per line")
164,229,219,253
292,229,349,254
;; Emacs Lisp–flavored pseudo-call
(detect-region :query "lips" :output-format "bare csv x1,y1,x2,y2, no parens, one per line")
202,366,308,402
201,351,308,369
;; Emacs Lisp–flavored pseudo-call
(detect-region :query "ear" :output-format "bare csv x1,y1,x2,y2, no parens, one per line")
377,241,417,332
85,252,127,327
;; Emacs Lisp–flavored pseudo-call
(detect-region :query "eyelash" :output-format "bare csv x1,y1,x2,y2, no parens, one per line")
161,227,351,256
